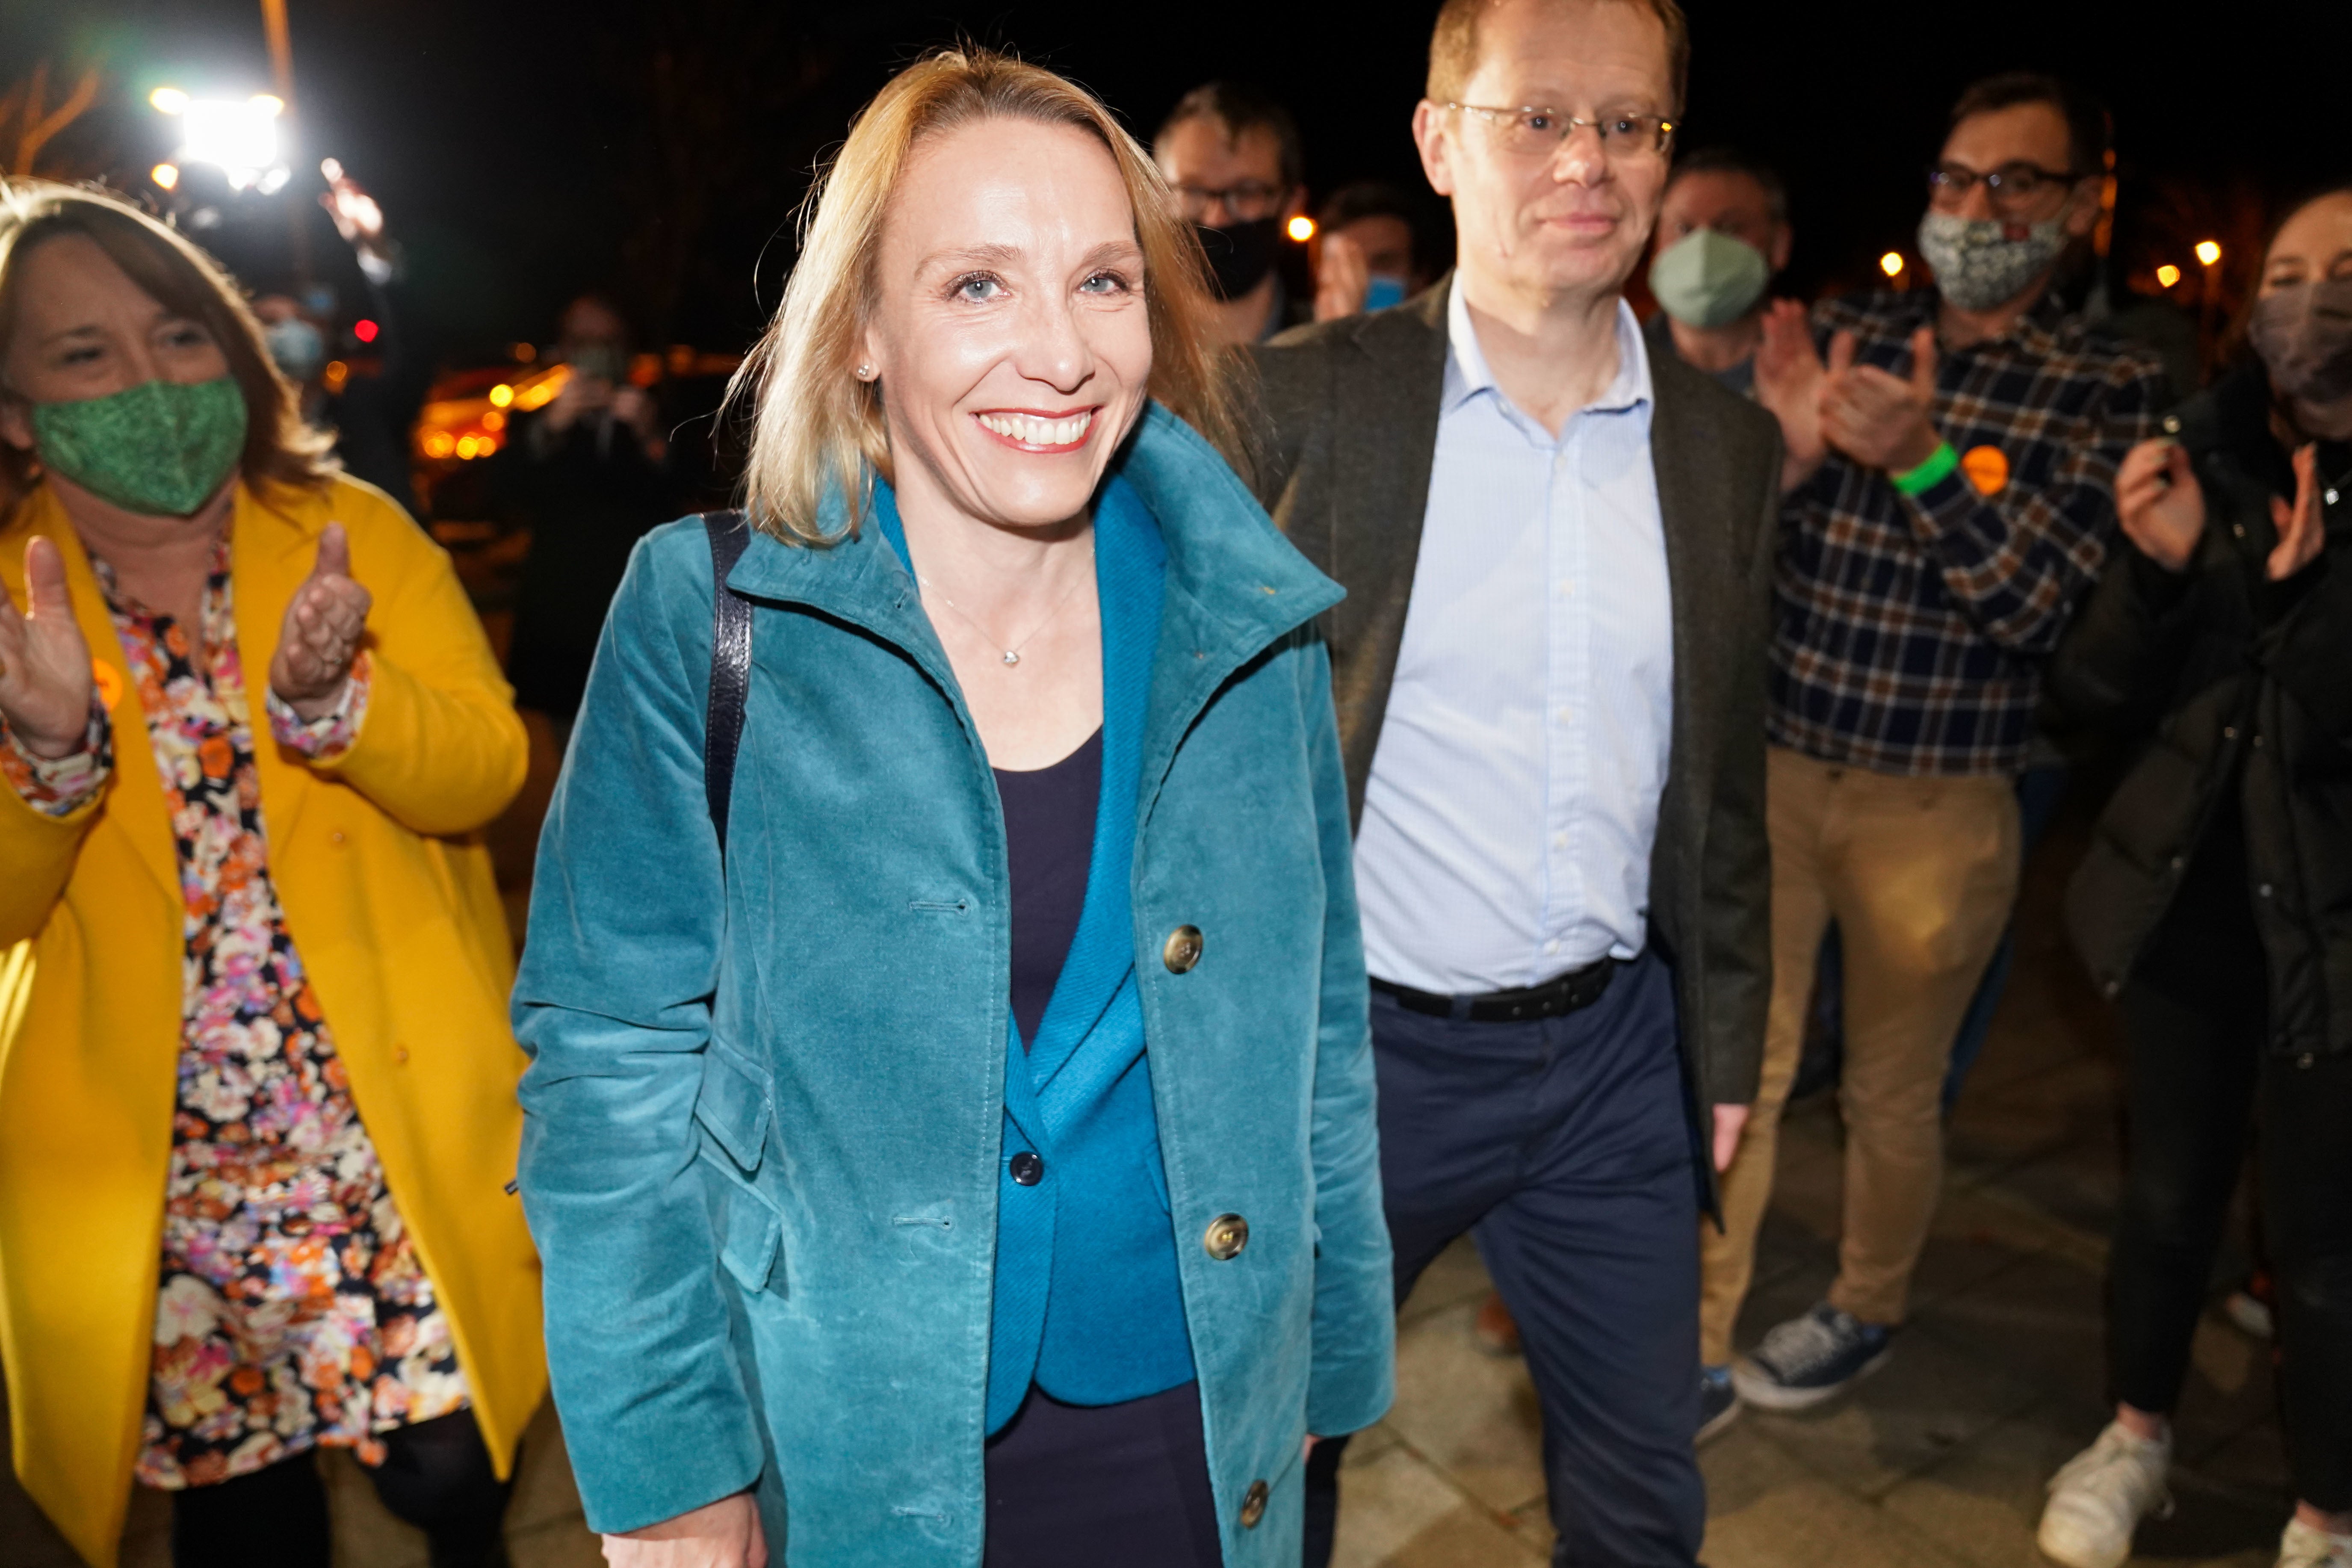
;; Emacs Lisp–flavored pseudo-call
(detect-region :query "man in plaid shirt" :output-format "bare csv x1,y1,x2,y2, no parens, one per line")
1702,72,2168,1424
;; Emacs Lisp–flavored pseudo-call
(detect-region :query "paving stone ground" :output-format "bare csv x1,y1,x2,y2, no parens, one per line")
2,798,2293,1566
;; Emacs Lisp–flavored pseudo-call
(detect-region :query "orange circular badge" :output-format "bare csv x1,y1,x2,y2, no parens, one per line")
1961,444,2010,495
90,659,124,712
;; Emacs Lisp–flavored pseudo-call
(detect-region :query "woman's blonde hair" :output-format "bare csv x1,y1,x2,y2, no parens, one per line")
729,46,1240,545
0,180,336,508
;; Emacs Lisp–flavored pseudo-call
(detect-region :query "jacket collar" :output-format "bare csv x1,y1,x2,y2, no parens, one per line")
720,401,1341,722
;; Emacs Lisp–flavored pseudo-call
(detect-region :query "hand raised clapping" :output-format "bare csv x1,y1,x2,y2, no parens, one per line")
269,523,372,720
0,537,97,760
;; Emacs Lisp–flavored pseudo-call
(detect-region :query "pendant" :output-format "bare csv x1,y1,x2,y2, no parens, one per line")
1002,650,1021,666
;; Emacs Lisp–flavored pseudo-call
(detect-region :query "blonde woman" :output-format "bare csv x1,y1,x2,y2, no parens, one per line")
0,183,542,1565
512,47,1393,1568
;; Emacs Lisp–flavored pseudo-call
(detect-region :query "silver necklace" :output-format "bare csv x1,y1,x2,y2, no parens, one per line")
918,549,1093,667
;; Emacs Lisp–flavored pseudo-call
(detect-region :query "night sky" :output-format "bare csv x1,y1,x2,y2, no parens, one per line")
7,0,2349,368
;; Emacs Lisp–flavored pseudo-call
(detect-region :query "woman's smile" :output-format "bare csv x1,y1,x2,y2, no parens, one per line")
974,406,1098,452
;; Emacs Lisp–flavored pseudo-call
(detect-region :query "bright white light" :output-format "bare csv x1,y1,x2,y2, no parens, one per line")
172,95,287,192
151,87,191,115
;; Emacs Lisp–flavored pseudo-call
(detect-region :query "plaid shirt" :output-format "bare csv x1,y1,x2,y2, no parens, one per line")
1770,289,2168,776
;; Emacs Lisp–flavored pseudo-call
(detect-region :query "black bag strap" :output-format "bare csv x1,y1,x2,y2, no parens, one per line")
701,510,754,857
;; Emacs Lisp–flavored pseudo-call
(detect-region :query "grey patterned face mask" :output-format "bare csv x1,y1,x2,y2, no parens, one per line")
1916,212,2070,311
2248,278,2352,411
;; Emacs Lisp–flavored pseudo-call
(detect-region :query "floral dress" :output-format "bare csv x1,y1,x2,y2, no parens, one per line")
0,534,469,1488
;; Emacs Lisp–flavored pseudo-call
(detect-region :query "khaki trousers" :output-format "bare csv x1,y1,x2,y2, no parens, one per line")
1699,747,2020,1358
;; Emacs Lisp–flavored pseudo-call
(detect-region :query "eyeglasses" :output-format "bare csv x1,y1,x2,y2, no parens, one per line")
1443,103,1676,160
1926,161,2084,215
1171,180,1288,224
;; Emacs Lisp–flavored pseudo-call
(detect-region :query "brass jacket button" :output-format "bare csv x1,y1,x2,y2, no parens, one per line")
1204,1212,1249,1260
1163,925,1203,973
1240,1478,1269,1528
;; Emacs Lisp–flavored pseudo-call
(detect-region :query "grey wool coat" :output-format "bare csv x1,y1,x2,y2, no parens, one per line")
1241,279,1782,1166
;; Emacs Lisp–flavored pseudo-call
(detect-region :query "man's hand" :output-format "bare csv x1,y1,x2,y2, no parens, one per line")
604,1490,767,1568
1821,325,1942,475
269,523,372,721
0,536,96,759
2114,439,2206,573
1711,1104,1750,1174
318,159,389,257
546,367,614,435
1312,230,1371,323
2269,443,2329,582
1752,301,1827,493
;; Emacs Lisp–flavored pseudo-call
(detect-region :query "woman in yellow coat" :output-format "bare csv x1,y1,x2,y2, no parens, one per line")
0,182,543,1566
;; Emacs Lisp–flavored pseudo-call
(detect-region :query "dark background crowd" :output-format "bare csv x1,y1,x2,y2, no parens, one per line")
7,0,2350,368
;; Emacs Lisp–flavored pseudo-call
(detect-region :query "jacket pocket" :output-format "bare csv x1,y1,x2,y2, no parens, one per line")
718,1178,784,1293
694,1037,774,1176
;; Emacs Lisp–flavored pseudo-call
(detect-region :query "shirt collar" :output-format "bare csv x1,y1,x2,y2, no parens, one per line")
1442,281,1653,427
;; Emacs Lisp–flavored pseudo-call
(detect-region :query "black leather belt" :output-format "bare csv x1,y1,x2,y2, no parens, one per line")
1372,957,1617,1023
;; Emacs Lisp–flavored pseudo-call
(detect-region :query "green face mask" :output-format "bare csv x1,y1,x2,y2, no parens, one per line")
1647,228,1771,331
30,377,248,517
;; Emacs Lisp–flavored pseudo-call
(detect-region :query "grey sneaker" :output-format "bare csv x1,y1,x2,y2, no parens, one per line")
1697,1364,1740,1444
1731,1302,1891,1411
2037,1420,2172,1568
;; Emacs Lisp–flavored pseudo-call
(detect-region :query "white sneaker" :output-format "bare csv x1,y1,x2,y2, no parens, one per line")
2277,1518,2352,1568
2036,1421,2173,1568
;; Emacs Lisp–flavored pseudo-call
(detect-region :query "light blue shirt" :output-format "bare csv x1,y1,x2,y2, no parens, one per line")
1354,286,1675,995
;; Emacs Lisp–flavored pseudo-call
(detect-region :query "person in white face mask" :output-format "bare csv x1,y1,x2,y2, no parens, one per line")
1642,148,1790,398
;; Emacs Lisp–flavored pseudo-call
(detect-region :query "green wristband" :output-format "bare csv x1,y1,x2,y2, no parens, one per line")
1891,441,1960,496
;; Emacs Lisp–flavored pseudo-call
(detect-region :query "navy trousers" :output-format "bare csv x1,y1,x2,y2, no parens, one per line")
1303,949,1706,1568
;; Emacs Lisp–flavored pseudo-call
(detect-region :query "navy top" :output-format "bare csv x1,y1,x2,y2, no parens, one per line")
995,728,1103,1048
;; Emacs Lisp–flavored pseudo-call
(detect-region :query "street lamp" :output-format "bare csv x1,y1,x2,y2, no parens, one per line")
149,88,290,192
2194,240,2224,375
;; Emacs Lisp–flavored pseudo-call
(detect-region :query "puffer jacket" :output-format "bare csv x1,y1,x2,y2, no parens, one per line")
2053,363,2352,1060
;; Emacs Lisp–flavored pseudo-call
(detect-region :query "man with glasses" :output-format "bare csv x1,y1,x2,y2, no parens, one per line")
1154,82,1312,348
1711,73,2168,1419
1248,2,1781,1562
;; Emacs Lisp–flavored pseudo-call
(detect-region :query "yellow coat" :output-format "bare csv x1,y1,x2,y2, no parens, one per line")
0,475,544,1565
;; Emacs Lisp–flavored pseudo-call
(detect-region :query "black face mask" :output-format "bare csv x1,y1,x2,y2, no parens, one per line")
1194,217,1281,301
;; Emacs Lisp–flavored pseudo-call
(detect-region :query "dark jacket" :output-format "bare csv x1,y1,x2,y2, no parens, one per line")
1241,280,1782,1135
2053,365,2352,1059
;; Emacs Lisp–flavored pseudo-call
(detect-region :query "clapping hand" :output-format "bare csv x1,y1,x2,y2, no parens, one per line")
1312,230,1371,324
269,523,372,721
0,537,96,760
1753,300,1827,493
2114,439,2206,572
2268,443,2328,582
1820,325,1943,475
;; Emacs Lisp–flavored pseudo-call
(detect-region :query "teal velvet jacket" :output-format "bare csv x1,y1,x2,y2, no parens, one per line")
512,404,1395,1565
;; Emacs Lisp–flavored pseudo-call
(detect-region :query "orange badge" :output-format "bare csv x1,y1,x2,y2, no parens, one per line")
1961,445,2010,495
91,659,124,711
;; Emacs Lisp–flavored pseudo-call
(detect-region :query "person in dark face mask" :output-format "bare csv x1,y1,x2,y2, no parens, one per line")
2035,184,2352,1568
1153,82,1311,348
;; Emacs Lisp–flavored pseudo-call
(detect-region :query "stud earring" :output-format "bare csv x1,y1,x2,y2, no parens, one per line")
855,362,875,380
